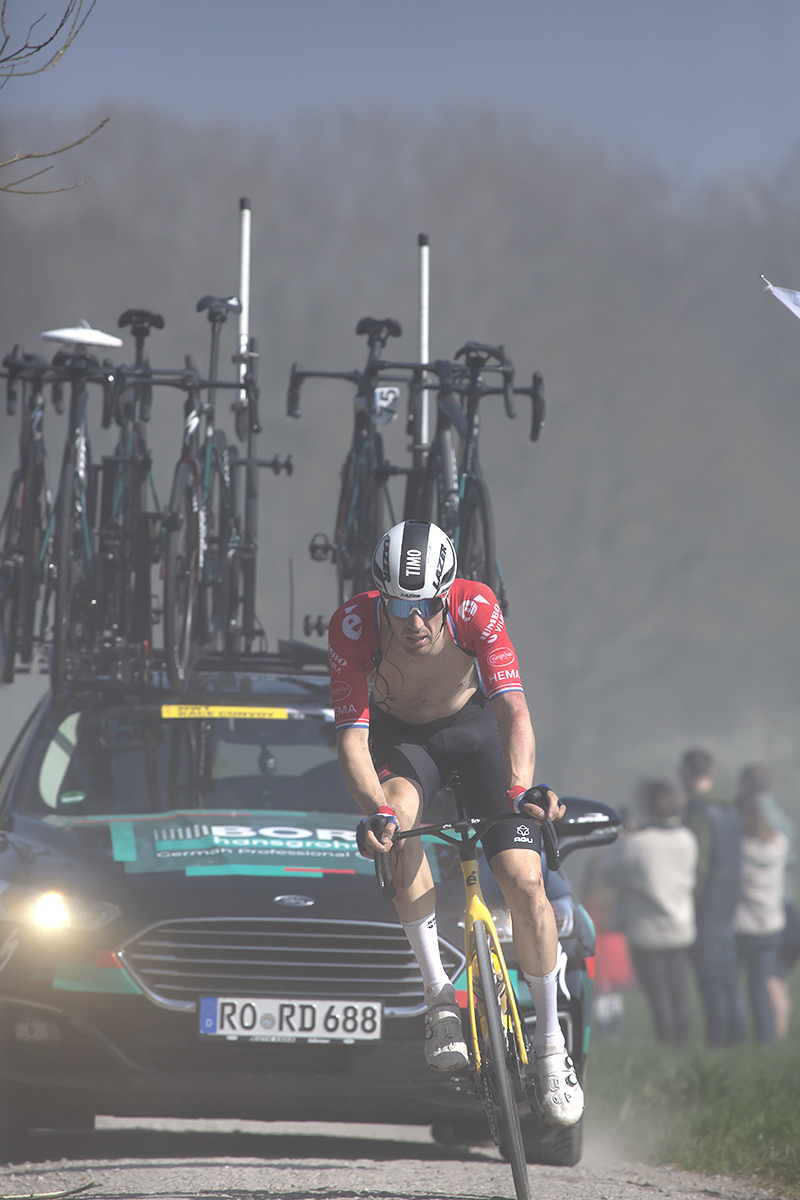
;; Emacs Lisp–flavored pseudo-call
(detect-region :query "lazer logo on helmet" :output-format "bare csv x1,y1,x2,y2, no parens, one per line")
433,542,447,589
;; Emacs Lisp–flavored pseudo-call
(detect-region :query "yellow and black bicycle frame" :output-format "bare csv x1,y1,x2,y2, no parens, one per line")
459,845,529,1076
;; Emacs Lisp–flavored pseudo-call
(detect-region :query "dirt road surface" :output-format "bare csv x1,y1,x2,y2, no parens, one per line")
0,1119,776,1200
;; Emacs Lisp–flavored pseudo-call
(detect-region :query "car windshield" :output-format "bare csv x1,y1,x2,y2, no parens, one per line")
11,702,352,819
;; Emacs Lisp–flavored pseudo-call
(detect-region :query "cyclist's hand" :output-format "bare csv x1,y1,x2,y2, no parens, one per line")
356,805,399,858
507,785,565,824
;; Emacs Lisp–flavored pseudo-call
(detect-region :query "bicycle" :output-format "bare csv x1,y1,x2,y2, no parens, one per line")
93,309,165,658
288,317,414,603
0,348,56,681
39,322,123,694
415,343,541,612
163,296,291,689
373,786,620,1195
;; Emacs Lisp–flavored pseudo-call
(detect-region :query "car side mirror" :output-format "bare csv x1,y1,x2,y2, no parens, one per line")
554,797,623,861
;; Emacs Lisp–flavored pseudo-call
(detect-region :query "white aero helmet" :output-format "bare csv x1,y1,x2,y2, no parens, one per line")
372,521,457,617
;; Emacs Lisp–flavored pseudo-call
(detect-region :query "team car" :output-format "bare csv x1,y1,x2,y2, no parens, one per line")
0,647,619,1165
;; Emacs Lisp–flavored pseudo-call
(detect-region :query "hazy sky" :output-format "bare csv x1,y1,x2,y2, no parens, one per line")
4,0,800,184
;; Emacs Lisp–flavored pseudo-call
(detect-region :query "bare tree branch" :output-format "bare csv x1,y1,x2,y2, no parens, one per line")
0,116,108,193
0,0,95,81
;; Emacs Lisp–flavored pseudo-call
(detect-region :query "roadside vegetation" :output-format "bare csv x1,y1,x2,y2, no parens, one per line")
586,983,800,1198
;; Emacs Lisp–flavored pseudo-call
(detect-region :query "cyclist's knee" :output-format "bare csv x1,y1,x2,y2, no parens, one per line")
382,775,423,825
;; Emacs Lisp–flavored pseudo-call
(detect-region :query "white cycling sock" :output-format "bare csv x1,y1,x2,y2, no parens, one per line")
523,966,566,1056
402,911,451,1003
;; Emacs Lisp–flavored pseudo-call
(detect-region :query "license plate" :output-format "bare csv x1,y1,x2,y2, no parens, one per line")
199,996,382,1041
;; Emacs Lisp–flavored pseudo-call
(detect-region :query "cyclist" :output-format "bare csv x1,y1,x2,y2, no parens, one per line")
328,519,583,1128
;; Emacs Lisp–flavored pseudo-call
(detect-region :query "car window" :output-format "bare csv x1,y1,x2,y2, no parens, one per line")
11,705,353,818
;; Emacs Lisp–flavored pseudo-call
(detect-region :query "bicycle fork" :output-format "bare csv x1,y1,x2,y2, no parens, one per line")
460,853,529,1076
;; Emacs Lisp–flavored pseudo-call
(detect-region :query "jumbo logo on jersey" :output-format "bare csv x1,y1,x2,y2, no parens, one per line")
342,607,362,640
488,646,515,667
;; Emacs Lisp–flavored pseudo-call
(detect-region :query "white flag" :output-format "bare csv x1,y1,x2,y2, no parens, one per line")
762,275,800,322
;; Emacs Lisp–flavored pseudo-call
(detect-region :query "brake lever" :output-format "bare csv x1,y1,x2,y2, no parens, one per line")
541,816,561,872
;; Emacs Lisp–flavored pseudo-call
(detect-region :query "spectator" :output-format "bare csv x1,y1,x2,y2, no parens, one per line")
600,780,697,1044
738,765,800,1040
733,765,790,1044
680,748,744,1047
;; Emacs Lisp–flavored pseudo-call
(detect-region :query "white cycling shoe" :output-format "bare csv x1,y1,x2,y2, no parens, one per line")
534,1049,584,1127
424,984,469,1072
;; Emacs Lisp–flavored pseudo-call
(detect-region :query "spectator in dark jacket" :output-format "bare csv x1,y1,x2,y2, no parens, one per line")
680,748,744,1047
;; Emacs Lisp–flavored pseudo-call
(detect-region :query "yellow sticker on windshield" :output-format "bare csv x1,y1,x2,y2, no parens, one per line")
160,705,291,720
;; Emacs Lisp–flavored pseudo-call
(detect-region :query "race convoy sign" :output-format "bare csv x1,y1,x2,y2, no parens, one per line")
160,705,294,720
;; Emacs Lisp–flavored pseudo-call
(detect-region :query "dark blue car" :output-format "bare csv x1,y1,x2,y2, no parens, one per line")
0,651,618,1166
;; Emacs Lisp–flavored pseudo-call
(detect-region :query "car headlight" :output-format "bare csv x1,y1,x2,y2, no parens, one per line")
0,884,121,931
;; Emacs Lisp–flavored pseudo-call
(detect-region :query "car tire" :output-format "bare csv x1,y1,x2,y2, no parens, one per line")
430,1117,491,1146
0,1081,29,1164
520,1113,583,1166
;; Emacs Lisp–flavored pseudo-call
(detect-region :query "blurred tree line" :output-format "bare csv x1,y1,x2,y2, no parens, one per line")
2,105,800,807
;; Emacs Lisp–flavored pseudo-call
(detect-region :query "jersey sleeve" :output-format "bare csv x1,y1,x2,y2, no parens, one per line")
448,580,524,700
327,594,378,730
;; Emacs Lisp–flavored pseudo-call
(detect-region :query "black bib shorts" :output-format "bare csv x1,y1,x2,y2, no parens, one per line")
369,691,541,862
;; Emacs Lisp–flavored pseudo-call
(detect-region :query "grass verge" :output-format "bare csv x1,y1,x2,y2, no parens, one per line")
585,989,800,1198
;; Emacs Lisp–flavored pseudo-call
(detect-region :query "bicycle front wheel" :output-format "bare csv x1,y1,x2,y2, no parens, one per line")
163,460,202,691
473,919,530,1200
458,477,499,597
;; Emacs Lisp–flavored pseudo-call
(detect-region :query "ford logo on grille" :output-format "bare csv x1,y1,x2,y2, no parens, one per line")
274,894,315,907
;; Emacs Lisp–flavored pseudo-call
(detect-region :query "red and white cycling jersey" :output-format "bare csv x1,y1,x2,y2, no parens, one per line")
327,579,523,730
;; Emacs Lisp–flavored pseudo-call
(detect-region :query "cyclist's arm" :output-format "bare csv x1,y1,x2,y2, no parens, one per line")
491,691,562,822
336,727,395,854
336,726,386,817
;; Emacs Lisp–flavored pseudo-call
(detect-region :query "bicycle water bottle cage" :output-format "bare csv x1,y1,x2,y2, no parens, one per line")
355,316,402,344
196,295,242,323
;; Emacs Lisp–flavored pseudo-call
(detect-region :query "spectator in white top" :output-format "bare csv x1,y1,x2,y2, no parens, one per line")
733,765,790,1044
601,779,698,1044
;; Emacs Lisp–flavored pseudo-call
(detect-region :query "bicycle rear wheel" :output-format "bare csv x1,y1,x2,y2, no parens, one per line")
0,472,23,683
199,431,236,649
419,429,459,537
473,919,530,1200
52,442,95,694
458,477,500,597
163,460,202,691
334,432,384,603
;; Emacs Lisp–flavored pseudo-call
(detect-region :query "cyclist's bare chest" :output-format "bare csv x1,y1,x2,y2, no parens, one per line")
372,630,478,723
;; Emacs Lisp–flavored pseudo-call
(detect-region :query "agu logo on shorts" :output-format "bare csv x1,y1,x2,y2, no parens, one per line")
488,646,515,667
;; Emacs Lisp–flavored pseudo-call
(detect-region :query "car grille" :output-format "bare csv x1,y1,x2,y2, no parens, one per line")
118,917,465,1015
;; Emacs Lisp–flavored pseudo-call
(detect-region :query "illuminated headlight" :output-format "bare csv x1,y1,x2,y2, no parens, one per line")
550,896,575,938
0,885,121,931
